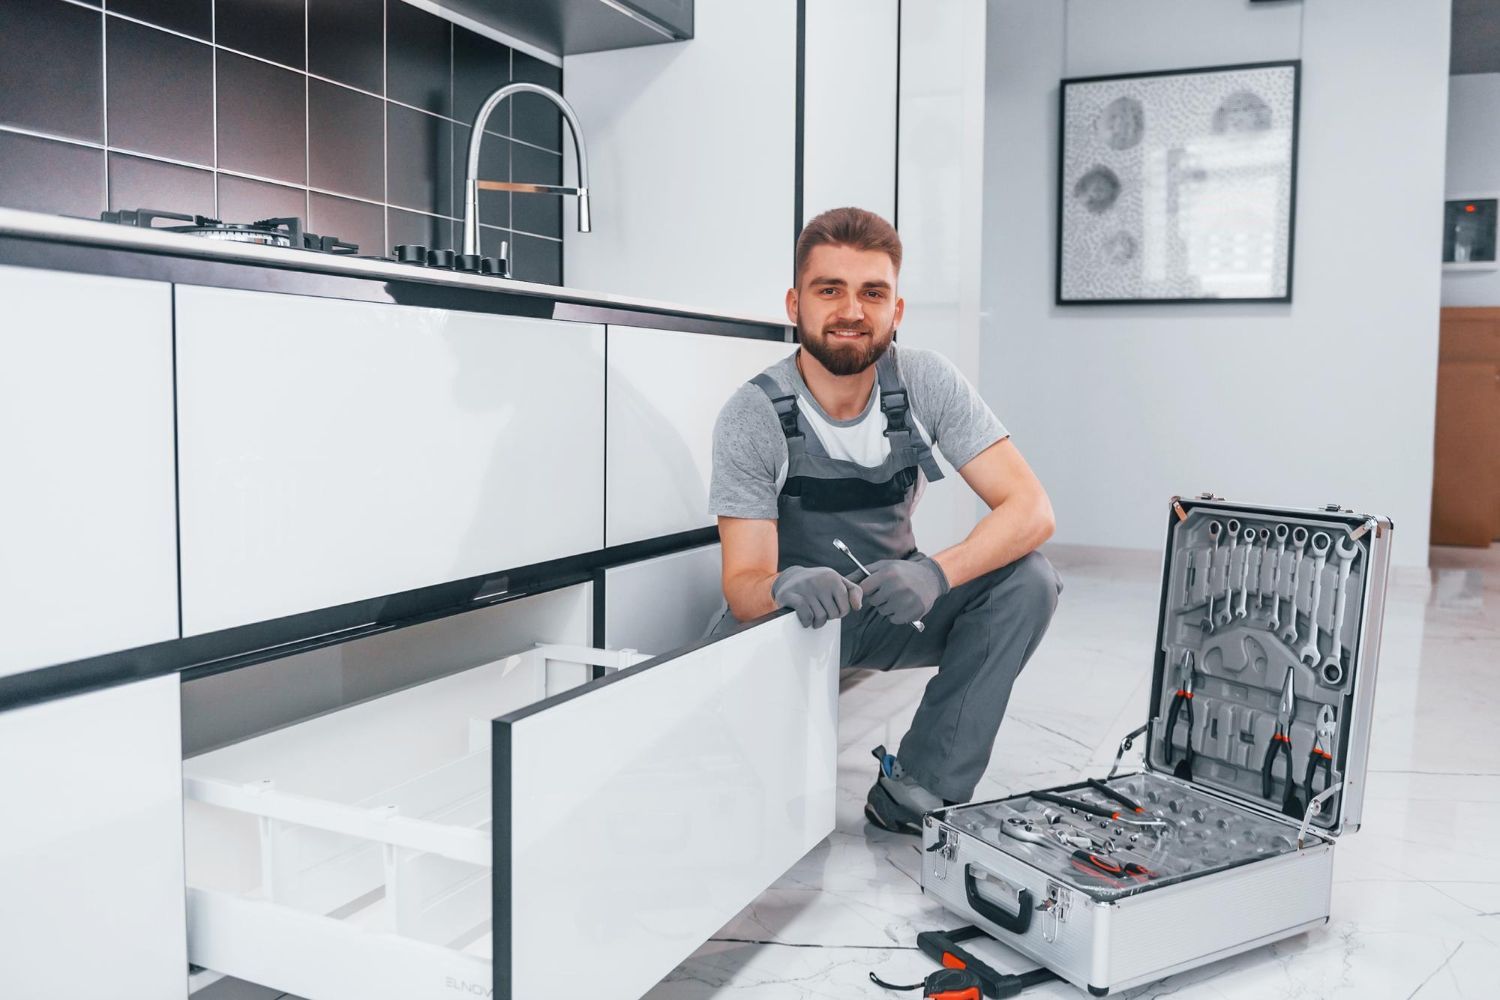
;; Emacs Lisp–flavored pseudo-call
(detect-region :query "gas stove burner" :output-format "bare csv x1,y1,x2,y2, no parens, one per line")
101,208,359,255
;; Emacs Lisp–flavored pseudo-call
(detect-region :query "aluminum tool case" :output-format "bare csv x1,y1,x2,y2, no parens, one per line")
920,496,1393,996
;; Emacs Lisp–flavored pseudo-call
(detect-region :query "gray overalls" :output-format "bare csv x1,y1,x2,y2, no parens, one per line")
723,346,1062,803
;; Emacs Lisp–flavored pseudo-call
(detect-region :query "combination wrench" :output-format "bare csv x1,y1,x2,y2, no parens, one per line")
1234,524,1256,619
1279,526,1309,646
1202,520,1222,631
1319,535,1360,686
1216,518,1241,628
1297,532,1333,666
1266,524,1289,626
1254,527,1272,608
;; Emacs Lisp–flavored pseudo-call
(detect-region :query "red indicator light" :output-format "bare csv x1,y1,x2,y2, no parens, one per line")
1466,204,1478,213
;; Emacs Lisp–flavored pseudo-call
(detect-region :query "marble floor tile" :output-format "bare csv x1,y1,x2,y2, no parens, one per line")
648,542,1500,999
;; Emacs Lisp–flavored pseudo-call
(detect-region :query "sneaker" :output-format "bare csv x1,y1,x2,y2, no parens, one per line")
863,745,945,835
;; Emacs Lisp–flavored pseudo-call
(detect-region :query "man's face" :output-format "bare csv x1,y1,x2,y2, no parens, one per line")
787,243,904,377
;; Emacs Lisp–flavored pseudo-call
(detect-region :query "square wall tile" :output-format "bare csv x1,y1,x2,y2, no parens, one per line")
0,0,103,142
511,232,561,286
217,52,307,185
388,207,453,252
106,18,213,166
107,0,212,41
387,103,451,216
217,0,306,70
387,1,451,116
218,175,307,225
309,80,383,202
511,142,562,239
0,131,105,218
107,152,215,216
453,27,511,127
309,0,384,94
309,192,384,256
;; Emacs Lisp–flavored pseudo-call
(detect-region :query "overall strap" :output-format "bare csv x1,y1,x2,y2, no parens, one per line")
750,372,807,462
875,350,945,483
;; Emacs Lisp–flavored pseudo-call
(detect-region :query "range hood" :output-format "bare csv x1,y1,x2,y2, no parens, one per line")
431,0,692,56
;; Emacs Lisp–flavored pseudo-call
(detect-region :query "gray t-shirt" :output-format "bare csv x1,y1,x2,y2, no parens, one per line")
709,346,1008,520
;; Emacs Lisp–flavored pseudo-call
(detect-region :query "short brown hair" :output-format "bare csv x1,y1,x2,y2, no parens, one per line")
794,206,902,285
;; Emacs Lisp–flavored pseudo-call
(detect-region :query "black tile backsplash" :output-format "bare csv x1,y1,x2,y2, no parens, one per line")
310,79,384,203
309,0,384,95
107,0,213,41
217,0,305,70
107,152,215,217
0,131,104,219
107,17,214,166
218,174,308,224
0,0,564,285
217,52,307,185
0,0,103,142
512,232,562,285
387,1,452,116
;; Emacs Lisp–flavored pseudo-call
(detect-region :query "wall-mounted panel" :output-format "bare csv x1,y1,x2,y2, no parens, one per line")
177,286,604,635
0,265,178,677
605,326,792,547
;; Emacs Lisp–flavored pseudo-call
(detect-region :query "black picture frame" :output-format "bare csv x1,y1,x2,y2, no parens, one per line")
1055,60,1301,306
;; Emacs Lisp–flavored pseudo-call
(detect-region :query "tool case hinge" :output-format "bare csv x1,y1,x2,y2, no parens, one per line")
1171,498,1189,522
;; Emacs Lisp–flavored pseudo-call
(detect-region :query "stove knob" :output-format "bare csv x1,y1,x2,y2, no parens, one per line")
394,244,428,264
426,248,456,269
454,253,483,273
479,257,502,276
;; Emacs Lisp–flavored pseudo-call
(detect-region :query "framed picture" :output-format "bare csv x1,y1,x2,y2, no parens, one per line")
1056,60,1301,305
1442,194,1499,270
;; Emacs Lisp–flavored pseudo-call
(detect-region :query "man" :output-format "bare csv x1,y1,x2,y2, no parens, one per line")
708,206,1062,835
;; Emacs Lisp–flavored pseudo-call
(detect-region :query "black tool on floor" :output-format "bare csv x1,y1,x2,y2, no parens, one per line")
910,926,1060,998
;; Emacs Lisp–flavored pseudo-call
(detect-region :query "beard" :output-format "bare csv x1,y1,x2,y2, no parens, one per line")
798,317,895,376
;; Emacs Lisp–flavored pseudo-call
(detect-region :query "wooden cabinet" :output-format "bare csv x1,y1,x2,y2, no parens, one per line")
1433,308,1500,546
175,287,606,635
605,325,792,547
0,265,179,676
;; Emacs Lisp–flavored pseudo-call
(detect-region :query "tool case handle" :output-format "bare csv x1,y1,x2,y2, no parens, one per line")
963,864,1033,936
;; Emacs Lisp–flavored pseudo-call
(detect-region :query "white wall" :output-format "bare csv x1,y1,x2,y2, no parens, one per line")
802,0,899,226
982,0,1448,568
561,1,796,321
1443,73,1500,307
899,0,991,554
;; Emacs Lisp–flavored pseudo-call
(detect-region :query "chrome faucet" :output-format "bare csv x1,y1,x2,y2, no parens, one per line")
462,83,591,258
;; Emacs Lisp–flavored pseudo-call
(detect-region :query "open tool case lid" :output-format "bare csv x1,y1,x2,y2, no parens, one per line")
1144,495,1393,838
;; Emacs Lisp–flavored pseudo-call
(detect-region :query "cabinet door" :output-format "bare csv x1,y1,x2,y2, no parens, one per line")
601,543,722,653
0,266,178,676
176,287,605,635
0,676,187,999
494,612,838,1000
605,326,791,546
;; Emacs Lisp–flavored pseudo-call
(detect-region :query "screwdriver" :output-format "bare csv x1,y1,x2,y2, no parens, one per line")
832,538,925,632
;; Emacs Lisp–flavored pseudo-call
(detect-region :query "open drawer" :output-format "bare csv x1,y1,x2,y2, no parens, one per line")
183,612,839,1000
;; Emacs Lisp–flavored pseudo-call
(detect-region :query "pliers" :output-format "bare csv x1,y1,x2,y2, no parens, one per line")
1260,666,1304,817
1069,850,1157,888
1164,650,1195,780
1304,704,1337,807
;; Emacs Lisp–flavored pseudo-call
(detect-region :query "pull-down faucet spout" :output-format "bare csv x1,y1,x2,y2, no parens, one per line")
462,82,591,258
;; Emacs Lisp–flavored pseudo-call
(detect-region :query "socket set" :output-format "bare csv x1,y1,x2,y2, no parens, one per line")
921,496,1393,996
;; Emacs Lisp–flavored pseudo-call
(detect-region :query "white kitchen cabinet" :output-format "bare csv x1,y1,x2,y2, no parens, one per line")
0,265,178,676
182,613,838,1000
175,287,606,635
605,325,792,547
601,543,724,653
0,676,187,999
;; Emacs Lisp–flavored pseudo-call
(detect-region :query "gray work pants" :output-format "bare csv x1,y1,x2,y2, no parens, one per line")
843,551,1063,802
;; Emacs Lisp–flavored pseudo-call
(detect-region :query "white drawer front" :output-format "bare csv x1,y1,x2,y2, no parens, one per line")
605,325,792,546
0,265,178,674
176,287,605,634
601,543,723,653
497,612,838,1000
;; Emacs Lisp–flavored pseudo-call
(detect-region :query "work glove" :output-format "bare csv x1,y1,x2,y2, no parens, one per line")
862,554,949,625
771,565,863,629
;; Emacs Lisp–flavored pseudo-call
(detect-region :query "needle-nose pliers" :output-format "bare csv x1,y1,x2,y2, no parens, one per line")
1305,704,1337,807
1164,650,1196,780
1261,666,1304,817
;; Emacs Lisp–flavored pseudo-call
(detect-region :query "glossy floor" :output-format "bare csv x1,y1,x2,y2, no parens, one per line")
645,543,1500,999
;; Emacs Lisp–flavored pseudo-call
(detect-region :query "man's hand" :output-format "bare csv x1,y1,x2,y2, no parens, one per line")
862,554,949,625
771,566,863,629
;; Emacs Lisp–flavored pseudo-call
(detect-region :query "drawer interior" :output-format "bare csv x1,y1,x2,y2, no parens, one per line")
183,644,644,991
